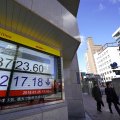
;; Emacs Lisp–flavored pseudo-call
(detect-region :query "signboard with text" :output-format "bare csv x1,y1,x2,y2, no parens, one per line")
0,38,62,110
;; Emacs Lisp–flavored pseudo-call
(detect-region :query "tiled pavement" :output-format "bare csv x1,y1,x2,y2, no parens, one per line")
69,113,92,120
82,93,120,120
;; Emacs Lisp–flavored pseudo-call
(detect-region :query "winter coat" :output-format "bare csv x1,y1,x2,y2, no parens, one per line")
92,86,102,101
105,87,119,103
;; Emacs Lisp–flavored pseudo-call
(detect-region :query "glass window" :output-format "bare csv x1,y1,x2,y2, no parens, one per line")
0,40,16,98
0,39,62,110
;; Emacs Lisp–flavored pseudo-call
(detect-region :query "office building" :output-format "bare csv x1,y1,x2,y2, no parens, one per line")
112,27,120,42
86,37,102,74
0,0,85,120
94,43,120,82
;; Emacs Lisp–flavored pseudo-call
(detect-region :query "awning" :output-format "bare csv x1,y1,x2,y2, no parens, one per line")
0,0,80,61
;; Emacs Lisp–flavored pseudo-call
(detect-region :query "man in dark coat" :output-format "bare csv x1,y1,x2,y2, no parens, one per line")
105,82,120,116
92,83,104,112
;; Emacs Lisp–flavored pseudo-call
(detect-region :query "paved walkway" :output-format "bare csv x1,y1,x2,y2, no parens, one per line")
82,93,120,120
69,113,92,120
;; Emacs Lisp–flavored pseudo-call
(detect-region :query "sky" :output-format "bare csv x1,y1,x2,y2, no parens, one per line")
77,0,120,72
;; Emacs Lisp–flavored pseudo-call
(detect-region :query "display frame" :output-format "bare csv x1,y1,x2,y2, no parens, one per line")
0,28,63,110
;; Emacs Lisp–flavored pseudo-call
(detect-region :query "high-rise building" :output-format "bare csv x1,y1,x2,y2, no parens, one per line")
86,37,102,74
112,27,120,41
112,27,120,48
94,43,120,82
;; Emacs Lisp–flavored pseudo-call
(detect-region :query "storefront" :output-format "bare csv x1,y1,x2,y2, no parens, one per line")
0,28,63,110
0,0,85,120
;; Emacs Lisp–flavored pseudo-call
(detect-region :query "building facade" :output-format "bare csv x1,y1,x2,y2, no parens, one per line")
86,37,102,74
0,0,85,120
94,43,120,82
112,27,120,97
112,27,120,42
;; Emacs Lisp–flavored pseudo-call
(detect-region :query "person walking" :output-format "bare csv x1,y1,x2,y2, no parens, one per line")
105,82,120,116
92,82,104,112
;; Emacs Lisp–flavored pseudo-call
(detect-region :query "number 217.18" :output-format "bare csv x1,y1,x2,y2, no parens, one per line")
14,76,43,87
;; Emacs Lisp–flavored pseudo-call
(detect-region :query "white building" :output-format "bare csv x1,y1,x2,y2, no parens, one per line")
94,43,120,82
112,27,120,48
85,52,91,73
112,27,120,41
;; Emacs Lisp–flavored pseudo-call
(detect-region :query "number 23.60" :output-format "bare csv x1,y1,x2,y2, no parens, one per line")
0,57,44,73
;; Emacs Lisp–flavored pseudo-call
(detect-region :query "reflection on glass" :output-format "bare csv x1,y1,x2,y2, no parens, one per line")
0,40,62,110
14,47,54,75
0,40,16,70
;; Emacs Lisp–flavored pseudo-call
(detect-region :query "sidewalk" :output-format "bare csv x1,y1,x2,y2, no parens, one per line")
82,93,120,120
69,113,92,120
84,113,92,120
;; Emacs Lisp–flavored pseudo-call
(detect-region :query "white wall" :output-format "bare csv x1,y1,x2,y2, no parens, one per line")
94,46,120,82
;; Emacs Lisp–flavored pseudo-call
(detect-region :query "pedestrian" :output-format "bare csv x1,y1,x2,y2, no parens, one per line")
100,84,105,95
92,82,104,112
105,82,120,116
